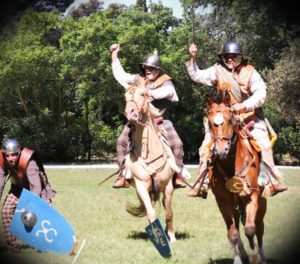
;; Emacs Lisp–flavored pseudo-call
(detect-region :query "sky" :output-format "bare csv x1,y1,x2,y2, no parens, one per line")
65,0,184,18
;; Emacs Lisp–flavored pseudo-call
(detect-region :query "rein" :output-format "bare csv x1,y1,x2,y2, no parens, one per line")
209,106,236,147
98,166,123,186
126,86,148,127
126,87,168,176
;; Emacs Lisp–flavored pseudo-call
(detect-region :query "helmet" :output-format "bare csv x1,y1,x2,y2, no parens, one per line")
141,54,162,70
222,41,243,55
2,139,20,153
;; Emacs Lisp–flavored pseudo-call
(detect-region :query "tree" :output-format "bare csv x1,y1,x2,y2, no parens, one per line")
263,39,300,162
0,0,299,164
106,3,127,19
67,0,104,20
135,0,148,12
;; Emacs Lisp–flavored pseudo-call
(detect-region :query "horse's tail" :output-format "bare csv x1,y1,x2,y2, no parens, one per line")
150,179,160,202
126,181,160,217
126,202,147,217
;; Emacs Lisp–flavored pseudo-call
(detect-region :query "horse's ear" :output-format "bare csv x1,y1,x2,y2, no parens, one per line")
219,82,231,93
224,91,231,106
206,96,213,106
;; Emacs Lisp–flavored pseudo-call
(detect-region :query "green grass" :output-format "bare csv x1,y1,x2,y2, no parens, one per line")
0,168,299,264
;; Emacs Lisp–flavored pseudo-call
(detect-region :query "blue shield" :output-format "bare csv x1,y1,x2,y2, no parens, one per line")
9,189,77,254
145,218,171,258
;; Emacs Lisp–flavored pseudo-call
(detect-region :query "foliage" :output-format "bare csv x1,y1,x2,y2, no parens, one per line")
67,0,104,20
264,39,300,162
0,1,299,163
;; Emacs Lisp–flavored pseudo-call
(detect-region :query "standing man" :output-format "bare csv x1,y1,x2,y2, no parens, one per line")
110,43,190,188
0,139,56,252
185,41,287,198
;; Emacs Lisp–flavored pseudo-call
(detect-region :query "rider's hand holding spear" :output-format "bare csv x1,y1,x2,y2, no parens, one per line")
189,1,197,64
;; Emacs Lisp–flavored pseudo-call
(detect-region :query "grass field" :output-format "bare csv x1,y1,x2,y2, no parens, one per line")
0,167,299,264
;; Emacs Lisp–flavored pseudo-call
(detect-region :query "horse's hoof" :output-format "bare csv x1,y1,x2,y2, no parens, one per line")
233,255,243,264
249,248,263,264
169,237,177,243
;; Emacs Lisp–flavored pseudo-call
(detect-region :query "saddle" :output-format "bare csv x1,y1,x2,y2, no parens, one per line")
130,116,172,177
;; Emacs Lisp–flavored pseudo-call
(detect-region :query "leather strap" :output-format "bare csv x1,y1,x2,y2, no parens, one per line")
18,148,34,177
151,74,172,89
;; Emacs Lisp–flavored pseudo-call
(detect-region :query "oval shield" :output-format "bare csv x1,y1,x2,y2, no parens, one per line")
9,189,77,254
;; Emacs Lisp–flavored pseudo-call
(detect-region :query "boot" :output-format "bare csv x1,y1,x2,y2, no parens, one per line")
113,174,130,188
270,183,288,196
173,174,186,188
187,187,208,199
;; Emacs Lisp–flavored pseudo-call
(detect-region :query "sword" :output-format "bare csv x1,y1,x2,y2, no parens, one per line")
119,34,150,47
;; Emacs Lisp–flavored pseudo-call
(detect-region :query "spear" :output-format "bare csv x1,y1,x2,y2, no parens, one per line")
191,0,195,43
119,34,150,47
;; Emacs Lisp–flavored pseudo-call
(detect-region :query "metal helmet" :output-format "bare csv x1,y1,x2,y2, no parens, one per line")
2,139,20,153
141,54,162,70
222,41,243,55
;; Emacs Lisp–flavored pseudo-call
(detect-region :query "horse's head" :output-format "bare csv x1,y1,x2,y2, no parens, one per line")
124,78,149,124
206,89,236,160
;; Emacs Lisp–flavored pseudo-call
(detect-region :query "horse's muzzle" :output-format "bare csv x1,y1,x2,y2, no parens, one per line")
213,140,230,160
125,103,139,123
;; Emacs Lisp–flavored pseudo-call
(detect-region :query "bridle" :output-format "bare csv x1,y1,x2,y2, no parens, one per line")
208,103,259,193
208,105,237,148
125,86,149,126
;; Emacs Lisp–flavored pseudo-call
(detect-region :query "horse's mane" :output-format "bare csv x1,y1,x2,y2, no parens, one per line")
207,89,231,106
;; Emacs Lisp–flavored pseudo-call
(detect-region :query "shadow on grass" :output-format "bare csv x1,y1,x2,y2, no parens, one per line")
208,258,283,264
127,231,148,240
127,231,191,241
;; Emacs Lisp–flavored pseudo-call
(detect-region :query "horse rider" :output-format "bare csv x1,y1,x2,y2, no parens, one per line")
110,43,190,189
185,41,288,198
0,139,56,252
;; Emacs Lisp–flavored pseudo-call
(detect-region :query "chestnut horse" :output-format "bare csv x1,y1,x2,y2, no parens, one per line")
123,77,180,243
206,90,267,264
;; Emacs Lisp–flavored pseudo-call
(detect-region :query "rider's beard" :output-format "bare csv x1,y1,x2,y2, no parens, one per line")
146,71,159,81
146,73,155,81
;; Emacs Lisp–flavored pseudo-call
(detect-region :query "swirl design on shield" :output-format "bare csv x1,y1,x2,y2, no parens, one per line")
36,220,58,243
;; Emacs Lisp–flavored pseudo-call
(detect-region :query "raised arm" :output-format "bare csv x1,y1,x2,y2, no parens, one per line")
109,43,138,89
186,43,217,86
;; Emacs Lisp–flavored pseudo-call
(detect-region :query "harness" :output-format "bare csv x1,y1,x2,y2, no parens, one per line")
205,101,260,196
125,82,176,178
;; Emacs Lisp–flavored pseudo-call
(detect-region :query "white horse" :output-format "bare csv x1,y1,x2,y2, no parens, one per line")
123,77,180,243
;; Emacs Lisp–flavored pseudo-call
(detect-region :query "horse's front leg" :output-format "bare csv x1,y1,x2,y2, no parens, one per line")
163,180,176,243
245,192,264,264
135,179,156,223
244,192,258,248
255,197,267,264
215,196,242,264
234,209,249,262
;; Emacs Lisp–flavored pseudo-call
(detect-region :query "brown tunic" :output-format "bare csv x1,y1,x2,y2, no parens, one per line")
0,150,47,201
